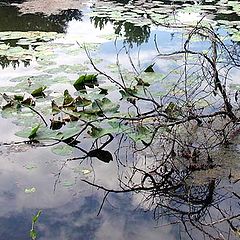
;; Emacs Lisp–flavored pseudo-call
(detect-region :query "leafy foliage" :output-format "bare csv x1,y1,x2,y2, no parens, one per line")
73,74,98,90
30,210,42,240
28,124,40,139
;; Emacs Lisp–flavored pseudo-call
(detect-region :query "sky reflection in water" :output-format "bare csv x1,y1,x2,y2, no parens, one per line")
0,140,178,239
1,1,240,240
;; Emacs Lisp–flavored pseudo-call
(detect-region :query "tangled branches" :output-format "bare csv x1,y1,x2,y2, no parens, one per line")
80,23,240,239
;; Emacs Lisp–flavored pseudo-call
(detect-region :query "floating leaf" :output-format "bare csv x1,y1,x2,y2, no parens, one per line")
98,87,108,95
63,180,75,187
51,144,74,156
144,63,155,73
24,164,37,170
14,95,24,101
50,119,65,130
31,86,47,97
24,187,36,193
73,74,98,91
88,126,105,138
75,96,92,107
2,101,14,110
30,229,37,240
81,169,92,175
63,89,74,106
2,93,13,103
21,97,35,106
30,210,42,240
135,77,150,87
128,125,153,143
92,97,120,113
165,102,181,117
51,100,61,114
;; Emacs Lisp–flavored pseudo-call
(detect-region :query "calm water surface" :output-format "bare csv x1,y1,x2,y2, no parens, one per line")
0,0,240,239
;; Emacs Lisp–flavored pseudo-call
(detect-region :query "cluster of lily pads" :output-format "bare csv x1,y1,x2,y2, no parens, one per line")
0,28,167,158
0,31,64,62
0,0,239,157
89,0,240,41
0,64,162,155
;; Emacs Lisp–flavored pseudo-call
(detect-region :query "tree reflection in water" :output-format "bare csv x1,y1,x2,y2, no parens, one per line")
91,16,151,46
0,6,82,32
81,137,240,240
0,56,30,69
0,5,82,69
72,24,240,239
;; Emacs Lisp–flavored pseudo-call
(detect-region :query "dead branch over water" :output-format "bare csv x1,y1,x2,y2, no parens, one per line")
79,23,240,239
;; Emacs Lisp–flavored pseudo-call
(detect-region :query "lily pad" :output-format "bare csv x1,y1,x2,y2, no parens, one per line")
63,180,75,187
51,144,74,156
31,86,47,97
73,74,98,91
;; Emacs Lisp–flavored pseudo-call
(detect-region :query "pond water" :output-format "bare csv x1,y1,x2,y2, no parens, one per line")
1,0,240,239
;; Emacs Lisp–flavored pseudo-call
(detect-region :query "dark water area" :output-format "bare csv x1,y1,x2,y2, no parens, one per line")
0,5,82,32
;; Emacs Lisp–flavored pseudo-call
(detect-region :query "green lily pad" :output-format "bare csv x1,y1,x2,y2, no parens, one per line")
51,144,74,156
73,74,98,91
86,97,120,115
63,180,75,187
31,86,47,97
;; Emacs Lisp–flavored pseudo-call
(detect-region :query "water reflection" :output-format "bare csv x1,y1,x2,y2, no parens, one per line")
0,4,83,69
1,1,240,239
1,135,240,239
92,16,151,45
0,6,82,32
0,56,30,69
0,142,177,239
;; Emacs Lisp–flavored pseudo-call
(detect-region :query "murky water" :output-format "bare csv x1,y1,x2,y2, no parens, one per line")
1,0,240,239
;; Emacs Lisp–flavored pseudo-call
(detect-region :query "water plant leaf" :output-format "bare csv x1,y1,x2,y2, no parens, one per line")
81,169,92,175
24,164,37,170
31,86,47,97
63,180,75,187
2,101,14,110
30,229,37,240
30,210,42,240
28,124,40,139
73,74,98,90
15,124,80,141
88,126,105,138
128,125,153,143
75,96,92,107
32,210,42,224
2,93,13,103
144,63,155,72
63,89,74,106
98,87,108,95
119,88,138,99
135,77,150,87
50,119,65,130
51,100,61,114
14,95,24,101
92,97,120,113
22,97,35,106
51,144,74,156
165,102,181,117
